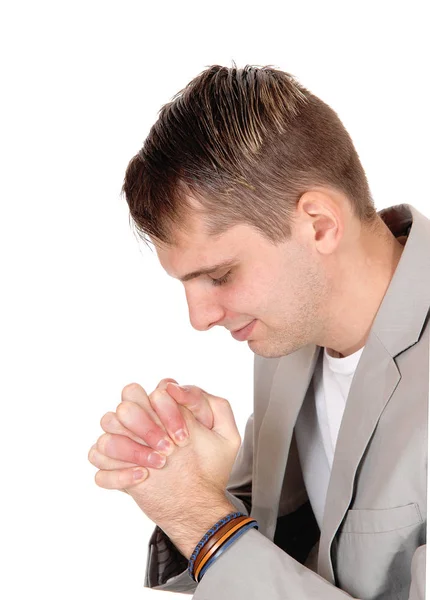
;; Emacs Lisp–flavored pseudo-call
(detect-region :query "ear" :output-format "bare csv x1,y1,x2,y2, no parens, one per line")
296,190,344,255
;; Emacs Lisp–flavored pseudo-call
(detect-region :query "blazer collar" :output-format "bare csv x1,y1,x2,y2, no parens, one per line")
371,204,430,357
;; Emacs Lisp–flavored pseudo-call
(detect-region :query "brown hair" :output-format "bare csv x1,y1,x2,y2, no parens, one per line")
122,64,376,247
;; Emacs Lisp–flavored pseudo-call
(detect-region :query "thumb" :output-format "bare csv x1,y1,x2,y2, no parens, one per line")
167,383,239,443
165,383,214,429
206,394,240,444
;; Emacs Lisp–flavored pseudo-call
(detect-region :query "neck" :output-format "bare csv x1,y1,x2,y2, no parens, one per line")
322,219,405,358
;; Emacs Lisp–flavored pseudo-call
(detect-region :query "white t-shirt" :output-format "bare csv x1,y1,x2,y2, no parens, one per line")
295,346,364,527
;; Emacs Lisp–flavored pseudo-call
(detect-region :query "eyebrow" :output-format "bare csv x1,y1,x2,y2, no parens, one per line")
178,259,237,282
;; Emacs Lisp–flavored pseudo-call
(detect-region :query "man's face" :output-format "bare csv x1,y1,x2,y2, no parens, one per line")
154,211,329,358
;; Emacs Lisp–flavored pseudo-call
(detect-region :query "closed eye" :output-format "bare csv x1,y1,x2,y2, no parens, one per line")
210,271,232,287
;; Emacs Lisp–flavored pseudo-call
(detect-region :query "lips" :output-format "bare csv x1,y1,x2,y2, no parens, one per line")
230,319,256,341
232,322,253,333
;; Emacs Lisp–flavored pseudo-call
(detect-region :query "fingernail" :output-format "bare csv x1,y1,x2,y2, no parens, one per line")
170,383,190,392
156,438,173,454
133,469,147,481
174,428,188,443
148,452,167,468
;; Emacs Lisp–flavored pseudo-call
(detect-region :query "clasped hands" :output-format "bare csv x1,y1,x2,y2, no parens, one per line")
88,379,241,559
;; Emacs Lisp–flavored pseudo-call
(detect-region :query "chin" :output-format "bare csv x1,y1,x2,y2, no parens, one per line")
247,339,293,359
248,335,305,359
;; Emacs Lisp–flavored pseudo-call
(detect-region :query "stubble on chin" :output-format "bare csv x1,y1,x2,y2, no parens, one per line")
248,333,304,359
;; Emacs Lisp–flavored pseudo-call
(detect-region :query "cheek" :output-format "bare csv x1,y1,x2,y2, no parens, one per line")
230,278,275,314
219,280,259,314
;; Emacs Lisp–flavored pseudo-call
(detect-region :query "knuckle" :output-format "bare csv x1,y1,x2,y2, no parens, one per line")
121,382,146,401
96,432,112,453
116,400,147,425
100,412,115,430
217,396,230,410
150,388,165,403
145,425,162,441
131,448,144,464
94,470,106,488
88,446,97,463
117,402,159,439
116,400,132,420
117,471,130,487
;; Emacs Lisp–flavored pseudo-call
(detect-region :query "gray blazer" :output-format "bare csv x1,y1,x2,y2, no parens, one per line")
146,204,429,599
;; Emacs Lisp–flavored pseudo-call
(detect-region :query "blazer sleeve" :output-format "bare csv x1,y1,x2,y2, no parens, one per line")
144,413,255,593
144,415,426,597
192,531,426,600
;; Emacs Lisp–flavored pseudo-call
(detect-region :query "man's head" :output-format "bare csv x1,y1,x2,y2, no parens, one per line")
122,65,382,357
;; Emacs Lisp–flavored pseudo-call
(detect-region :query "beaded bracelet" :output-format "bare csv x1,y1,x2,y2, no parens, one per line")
188,512,245,579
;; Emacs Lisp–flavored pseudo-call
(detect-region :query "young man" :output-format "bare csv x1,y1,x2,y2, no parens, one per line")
88,65,429,599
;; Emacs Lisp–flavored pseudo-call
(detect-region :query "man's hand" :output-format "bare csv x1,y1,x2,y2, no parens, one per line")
120,390,241,559
88,382,241,558
88,379,216,489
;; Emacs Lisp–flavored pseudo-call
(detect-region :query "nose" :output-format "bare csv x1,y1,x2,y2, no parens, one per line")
185,287,226,331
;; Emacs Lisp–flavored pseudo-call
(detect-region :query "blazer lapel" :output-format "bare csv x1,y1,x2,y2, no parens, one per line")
251,343,320,539
317,333,400,582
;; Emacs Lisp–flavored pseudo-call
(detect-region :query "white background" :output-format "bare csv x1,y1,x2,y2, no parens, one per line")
1,1,429,599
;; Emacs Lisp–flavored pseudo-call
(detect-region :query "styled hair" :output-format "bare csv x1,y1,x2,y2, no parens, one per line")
122,64,376,247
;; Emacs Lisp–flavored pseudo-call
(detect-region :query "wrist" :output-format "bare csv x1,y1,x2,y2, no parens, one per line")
165,499,237,559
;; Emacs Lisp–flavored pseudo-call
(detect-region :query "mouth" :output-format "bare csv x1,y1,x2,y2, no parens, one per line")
230,319,256,341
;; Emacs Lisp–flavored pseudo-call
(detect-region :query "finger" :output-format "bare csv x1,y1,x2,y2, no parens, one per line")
96,433,167,468
88,444,139,470
100,412,148,446
116,401,175,455
205,395,241,444
95,467,148,490
155,378,179,390
165,383,214,429
168,385,239,442
121,383,162,426
117,379,179,438
149,388,190,446
120,380,178,413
